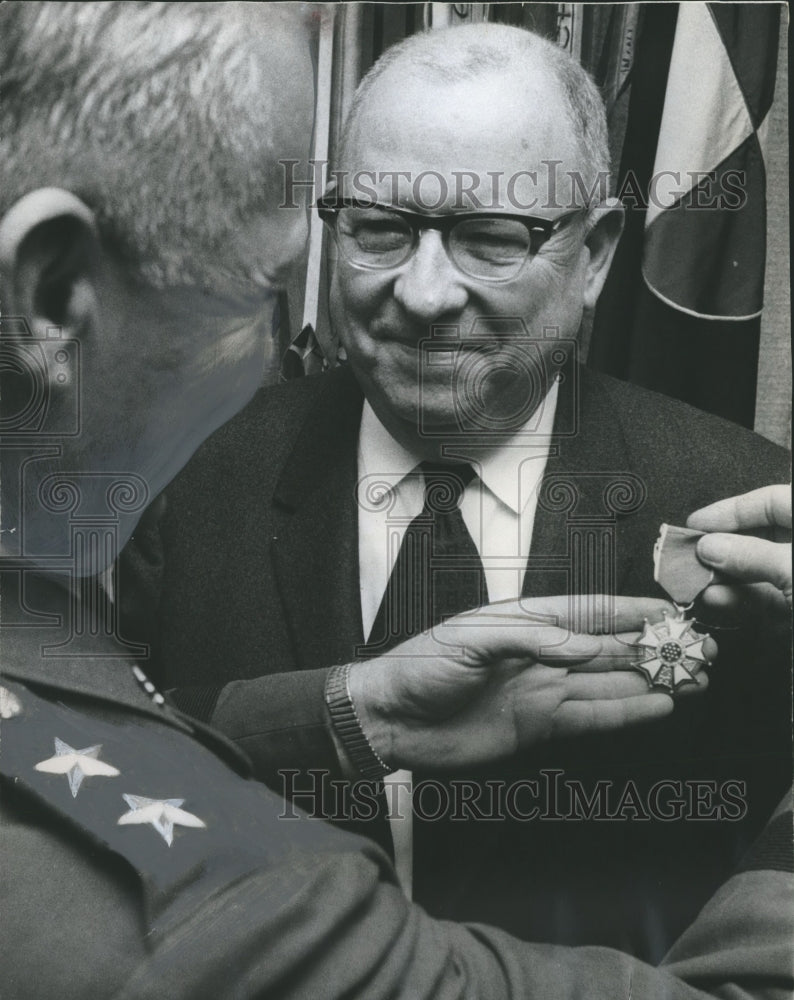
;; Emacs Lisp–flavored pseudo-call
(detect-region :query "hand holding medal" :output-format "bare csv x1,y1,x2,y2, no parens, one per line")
632,484,792,695
631,524,714,694
688,484,792,615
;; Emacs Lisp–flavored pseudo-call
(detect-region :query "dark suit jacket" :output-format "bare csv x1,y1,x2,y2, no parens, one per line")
119,364,791,962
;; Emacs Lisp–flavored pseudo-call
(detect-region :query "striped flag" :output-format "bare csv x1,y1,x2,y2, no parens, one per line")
590,3,781,429
642,3,779,320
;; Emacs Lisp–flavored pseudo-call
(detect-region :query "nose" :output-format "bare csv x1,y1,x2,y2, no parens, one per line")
392,229,468,320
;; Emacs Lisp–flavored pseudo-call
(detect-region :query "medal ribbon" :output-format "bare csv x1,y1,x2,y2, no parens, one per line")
653,523,715,608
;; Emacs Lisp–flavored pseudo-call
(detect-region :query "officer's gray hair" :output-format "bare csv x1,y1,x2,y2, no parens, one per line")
0,1,308,287
340,24,610,201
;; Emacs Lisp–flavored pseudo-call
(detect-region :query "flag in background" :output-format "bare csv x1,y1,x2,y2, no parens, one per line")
589,3,781,429
642,3,778,320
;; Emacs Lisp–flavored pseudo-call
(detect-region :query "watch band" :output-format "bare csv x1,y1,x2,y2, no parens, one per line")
325,663,391,781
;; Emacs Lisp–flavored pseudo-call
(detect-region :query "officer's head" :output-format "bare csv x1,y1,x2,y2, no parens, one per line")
323,24,622,455
0,2,314,561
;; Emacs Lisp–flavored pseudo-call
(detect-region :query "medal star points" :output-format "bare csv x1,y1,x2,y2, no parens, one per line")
34,738,120,797
117,794,206,847
632,613,709,694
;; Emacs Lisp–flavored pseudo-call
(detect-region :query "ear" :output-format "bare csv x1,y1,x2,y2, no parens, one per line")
581,197,624,310
0,189,102,359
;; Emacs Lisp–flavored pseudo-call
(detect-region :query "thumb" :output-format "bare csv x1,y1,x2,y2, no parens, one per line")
697,533,792,597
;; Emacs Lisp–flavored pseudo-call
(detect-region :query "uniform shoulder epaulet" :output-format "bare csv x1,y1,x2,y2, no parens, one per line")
0,679,305,940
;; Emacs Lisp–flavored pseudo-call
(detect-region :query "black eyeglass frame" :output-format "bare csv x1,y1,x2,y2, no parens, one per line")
316,194,586,283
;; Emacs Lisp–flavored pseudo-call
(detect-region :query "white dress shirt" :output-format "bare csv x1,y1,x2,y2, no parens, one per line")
356,383,559,895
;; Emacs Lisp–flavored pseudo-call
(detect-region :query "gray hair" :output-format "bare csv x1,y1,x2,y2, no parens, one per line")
0,1,310,288
340,23,610,202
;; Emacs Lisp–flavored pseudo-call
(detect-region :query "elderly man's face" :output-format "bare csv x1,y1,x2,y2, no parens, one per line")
330,68,602,449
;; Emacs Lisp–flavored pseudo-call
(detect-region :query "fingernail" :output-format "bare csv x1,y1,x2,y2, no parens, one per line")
697,535,727,566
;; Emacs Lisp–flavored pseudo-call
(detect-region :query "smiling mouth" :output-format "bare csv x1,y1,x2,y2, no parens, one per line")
370,322,425,347
372,331,500,362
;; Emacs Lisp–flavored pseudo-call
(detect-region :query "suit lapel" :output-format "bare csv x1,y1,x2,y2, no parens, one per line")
525,364,641,599
271,368,366,670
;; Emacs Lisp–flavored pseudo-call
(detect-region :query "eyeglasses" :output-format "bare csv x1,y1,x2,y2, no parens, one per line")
316,195,584,283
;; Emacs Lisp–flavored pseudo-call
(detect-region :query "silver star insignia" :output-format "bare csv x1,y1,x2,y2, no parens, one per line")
117,794,206,846
35,738,121,797
632,612,710,694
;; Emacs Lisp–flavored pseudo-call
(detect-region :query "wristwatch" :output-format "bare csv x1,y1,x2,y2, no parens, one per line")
325,662,391,781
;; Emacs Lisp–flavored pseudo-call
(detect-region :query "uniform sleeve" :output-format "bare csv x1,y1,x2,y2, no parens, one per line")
660,805,794,1000
4,682,792,1000
109,844,794,1000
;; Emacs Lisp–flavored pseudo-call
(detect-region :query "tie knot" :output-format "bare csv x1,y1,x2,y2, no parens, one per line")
419,462,475,513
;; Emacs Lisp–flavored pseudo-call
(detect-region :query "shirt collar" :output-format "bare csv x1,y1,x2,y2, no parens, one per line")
358,403,419,492
466,379,559,514
358,381,559,515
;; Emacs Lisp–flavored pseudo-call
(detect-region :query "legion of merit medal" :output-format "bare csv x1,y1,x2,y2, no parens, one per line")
631,524,714,694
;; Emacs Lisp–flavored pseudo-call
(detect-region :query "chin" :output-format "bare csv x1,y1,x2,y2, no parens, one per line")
387,386,466,441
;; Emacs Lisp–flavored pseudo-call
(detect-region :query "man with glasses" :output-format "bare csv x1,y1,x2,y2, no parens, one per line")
121,22,790,961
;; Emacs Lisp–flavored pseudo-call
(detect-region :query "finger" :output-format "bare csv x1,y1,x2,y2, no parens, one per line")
702,634,718,663
675,669,709,698
503,627,668,669
554,694,673,737
437,597,673,666
687,484,792,533
697,534,792,594
607,597,676,633
699,582,790,621
453,595,675,634
559,631,643,671
559,630,715,672
435,601,603,664
566,669,709,700
698,583,748,610
564,671,656,699
699,581,785,615
543,595,676,634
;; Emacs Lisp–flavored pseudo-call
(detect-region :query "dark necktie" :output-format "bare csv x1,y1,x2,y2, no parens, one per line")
364,463,489,903
366,462,489,654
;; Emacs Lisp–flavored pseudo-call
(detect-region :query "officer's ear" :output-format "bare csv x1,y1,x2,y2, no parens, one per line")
581,198,623,310
0,188,102,363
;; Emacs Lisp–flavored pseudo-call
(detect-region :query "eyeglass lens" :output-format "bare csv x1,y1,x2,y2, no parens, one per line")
334,207,539,279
